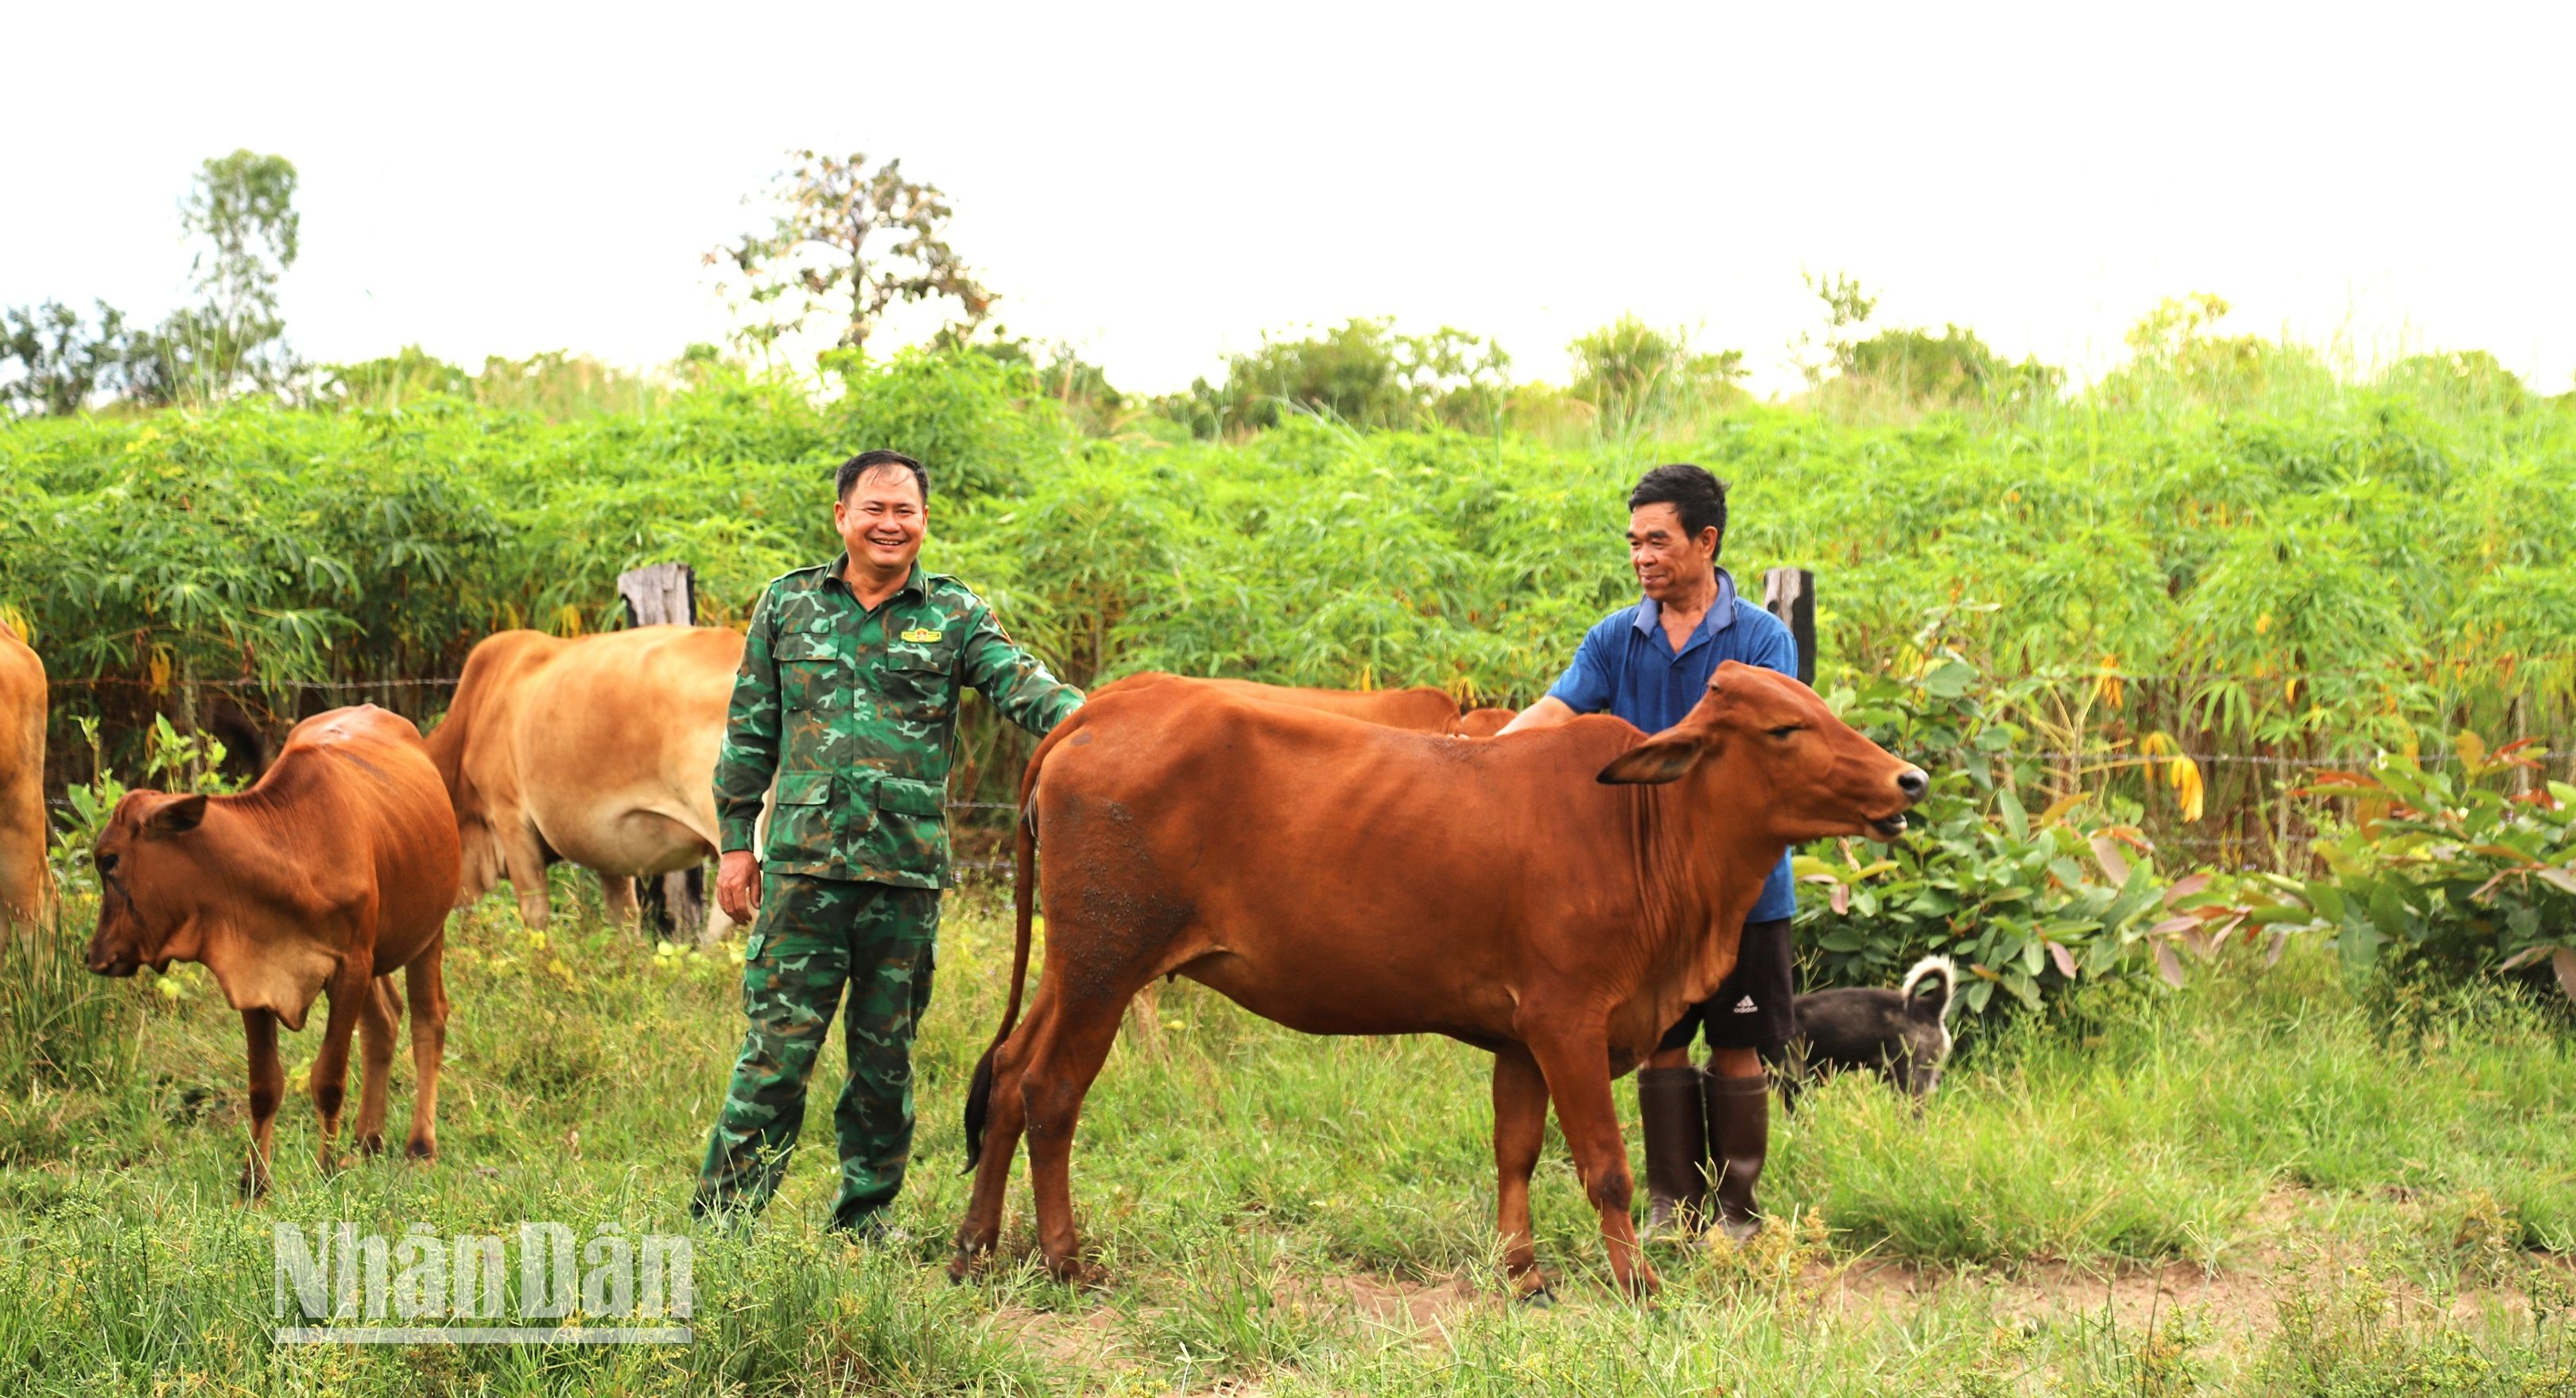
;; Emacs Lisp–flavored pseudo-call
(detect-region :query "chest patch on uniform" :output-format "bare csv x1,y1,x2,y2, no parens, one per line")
900,627,944,643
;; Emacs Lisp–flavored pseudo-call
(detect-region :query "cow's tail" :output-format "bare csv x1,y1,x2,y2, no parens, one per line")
963,718,1073,1173
1901,954,1957,1025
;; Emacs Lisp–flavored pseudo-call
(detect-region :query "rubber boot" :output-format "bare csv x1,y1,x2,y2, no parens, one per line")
1704,1071,1771,1245
1635,1065,1709,1241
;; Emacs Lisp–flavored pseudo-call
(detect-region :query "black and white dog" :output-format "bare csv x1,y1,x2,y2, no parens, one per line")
1763,956,1957,1108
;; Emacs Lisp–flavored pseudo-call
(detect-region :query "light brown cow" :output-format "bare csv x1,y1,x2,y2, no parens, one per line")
951,662,1922,1295
425,625,743,938
85,705,460,1194
0,621,46,925
1457,706,1519,737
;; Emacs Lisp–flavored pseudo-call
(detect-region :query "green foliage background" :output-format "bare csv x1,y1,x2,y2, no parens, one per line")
6,349,2572,1008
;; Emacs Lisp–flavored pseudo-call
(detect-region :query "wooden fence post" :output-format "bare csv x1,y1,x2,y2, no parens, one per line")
615,564,708,942
1761,566,1816,686
618,563,696,630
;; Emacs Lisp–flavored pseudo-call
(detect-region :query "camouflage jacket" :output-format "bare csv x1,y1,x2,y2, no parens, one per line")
714,557,1083,888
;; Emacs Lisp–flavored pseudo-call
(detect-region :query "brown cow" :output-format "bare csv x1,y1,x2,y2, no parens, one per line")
1104,676,1506,1047
950,662,1922,1295
86,705,460,1194
425,625,743,938
0,621,46,924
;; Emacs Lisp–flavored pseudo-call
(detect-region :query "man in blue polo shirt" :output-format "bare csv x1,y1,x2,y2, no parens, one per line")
1499,463,1798,1244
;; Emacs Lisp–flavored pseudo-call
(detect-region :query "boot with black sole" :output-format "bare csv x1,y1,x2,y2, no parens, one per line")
1635,1064,1709,1241
1703,1070,1771,1245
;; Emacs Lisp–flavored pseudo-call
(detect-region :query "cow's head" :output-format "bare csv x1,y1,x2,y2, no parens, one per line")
85,790,214,977
1596,661,1926,841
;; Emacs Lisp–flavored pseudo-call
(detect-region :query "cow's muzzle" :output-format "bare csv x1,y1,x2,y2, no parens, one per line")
1870,767,1930,837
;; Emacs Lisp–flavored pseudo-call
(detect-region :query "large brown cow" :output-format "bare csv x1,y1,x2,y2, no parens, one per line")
1102,675,1510,1046
950,662,1922,1295
0,621,46,924
425,625,743,938
85,705,460,1194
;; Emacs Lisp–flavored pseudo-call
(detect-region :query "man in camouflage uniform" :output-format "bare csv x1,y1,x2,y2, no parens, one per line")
692,449,1083,1237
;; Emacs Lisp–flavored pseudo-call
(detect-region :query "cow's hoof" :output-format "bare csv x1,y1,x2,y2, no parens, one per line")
1043,1256,1104,1290
945,1248,984,1284
237,1166,270,1202
1511,1275,1554,1308
356,1134,387,1158
405,1139,436,1163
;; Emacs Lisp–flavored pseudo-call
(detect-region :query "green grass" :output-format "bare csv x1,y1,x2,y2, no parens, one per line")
2,880,2570,1395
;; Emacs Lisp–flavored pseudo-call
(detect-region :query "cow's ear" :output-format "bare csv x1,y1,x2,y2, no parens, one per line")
145,794,208,835
1596,731,1715,785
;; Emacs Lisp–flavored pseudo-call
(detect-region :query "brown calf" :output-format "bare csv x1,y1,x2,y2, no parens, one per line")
87,705,460,1194
951,662,1922,1295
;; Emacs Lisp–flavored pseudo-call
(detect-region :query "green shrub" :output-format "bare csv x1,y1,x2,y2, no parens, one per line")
1793,657,2187,1015
2265,736,2576,999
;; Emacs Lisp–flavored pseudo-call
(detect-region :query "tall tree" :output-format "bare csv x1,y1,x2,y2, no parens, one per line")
711,150,995,355
0,299,131,416
151,150,303,400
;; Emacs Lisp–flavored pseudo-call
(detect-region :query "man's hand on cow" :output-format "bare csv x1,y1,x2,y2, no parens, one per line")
717,850,762,924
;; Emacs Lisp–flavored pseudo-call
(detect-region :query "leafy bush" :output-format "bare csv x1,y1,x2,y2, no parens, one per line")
1792,658,2190,1016
1565,315,1748,435
2262,736,2576,1000
1164,318,1511,437
1833,324,2062,410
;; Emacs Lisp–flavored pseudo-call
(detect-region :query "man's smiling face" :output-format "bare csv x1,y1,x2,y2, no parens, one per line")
1627,501,1717,604
834,464,928,575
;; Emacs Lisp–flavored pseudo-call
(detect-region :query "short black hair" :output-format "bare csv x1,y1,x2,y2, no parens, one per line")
1627,463,1728,553
836,449,929,504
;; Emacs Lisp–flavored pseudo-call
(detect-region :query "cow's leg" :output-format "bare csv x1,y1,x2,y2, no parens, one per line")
350,976,402,1156
501,822,552,930
1527,1031,1657,1297
949,980,1054,1278
241,1009,282,1200
403,942,449,1161
1018,990,1128,1284
1491,1043,1550,1295
308,958,374,1175
598,872,640,929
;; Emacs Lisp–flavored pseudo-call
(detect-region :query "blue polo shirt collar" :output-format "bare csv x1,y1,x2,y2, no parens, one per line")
1631,569,1740,658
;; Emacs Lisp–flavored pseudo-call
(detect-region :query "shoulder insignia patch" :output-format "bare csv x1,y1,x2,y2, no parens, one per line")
900,627,944,643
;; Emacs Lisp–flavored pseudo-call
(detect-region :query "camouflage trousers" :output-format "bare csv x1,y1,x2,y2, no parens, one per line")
692,876,941,1233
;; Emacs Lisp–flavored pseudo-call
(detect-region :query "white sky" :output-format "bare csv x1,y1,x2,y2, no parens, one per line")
6,1,2570,397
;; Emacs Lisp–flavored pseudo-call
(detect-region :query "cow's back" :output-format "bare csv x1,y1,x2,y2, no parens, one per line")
1188,677,1463,732
1034,685,1658,1047
0,623,47,921
263,706,461,963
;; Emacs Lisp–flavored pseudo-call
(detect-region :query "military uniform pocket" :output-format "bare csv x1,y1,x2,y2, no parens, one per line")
766,770,848,867
777,635,846,712
871,775,952,877
880,650,955,719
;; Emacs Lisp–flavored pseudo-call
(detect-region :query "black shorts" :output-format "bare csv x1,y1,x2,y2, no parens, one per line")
1657,917,1797,1053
